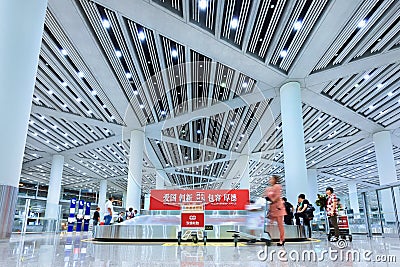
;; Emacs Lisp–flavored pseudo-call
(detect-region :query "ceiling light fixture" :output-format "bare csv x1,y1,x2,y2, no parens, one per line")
60,49,68,56
357,19,367,29
280,50,288,58
363,74,370,80
293,20,302,31
102,19,111,29
126,72,132,79
138,31,146,41
198,0,208,10
77,72,84,78
171,49,178,58
230,18,239,29
115,50,122,58
242,82,248,88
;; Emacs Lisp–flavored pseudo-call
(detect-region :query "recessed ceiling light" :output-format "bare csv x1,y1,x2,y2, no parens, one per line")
60,49,68,56
126,72,132,79
133,90,139,95
102,19,111,29
138,31,146,41
354,83,359,88
91,90,97,96
115,50,122,58
280,50,288,58
388,92,394,97
77,72,84,78
293,20,302,31
357,19,367,28
242,82,248,88
230,18,239,29
47,90,53,95
363,74,370,80
61,81,68,87
198,0,208,10
139,104,144,109
76,98,82,102
161,110,166,116
368,105,375,110
171,49,178,58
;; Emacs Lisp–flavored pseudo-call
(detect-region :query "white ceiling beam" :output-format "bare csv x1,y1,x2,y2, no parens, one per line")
314,138,372,168
290,0,361,77
302,87,384,134
31,103,123,132
92,0,286,87
146,86,277,133
318,171,379,189
306,48,400,86
261,133,371,154
47,0,131,119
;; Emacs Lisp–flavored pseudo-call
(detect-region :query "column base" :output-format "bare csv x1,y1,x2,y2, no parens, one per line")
0,185,18,239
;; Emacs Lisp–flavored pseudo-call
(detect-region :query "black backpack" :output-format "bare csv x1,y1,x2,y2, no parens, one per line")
306,203,315,218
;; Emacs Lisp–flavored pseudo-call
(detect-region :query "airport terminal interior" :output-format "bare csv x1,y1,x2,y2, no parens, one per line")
1,0,400,266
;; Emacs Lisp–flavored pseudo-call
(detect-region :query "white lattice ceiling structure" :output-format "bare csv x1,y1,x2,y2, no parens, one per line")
21,0,400,198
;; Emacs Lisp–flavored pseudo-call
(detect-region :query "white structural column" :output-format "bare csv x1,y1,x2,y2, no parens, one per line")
122,191,127,209
348,182,360,218
280,82,308,204
238,154,250,190
373,131,398,222
45,155,64,219
156,171,165,189
307,169,318,203
0,0,48,239
126,130,145,211
374,131,397,185
98,179,107,220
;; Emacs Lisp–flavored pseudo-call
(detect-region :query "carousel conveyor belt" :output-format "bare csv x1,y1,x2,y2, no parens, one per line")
94,215,307,241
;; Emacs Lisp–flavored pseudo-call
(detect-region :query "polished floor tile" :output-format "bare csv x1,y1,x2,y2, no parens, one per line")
1,232,399,266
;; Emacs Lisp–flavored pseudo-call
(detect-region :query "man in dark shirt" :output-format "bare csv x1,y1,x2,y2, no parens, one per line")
295,194,312,238
282,197,294,225
93,207,100,226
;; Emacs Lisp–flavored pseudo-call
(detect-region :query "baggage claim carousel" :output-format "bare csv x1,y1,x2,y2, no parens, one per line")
94,214,307,242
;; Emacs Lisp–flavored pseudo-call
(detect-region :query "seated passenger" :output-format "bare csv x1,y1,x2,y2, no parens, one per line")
295,194,313,238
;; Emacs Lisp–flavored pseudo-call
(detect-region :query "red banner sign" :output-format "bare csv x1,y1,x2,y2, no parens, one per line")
338,216,349,229
181,212,205,228
150,189,249,210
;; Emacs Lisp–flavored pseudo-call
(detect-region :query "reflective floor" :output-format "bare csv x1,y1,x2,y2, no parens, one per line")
1,232,400,266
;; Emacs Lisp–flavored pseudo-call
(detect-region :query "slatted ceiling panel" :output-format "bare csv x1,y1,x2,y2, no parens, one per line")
218,107,245,150
211,63,235,104
162,128,175,138
191,50,212,110
189,0,217,33
160,36,188,116
44,11,124,124
234,73,256,96
152,0,183,17
220,0,252,48
321,63,400,127
206,114,222,147
247,0,285,60
79,0,152,125
125,19,171,122
232,100,271,152
305,140,363,168
355,9,400,58
313,0,395,72
270,0,329,72
253,115,282,152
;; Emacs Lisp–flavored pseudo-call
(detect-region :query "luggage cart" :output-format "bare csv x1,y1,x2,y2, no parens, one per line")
177,202,207,245
227,200,272,247
326,210,352,242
